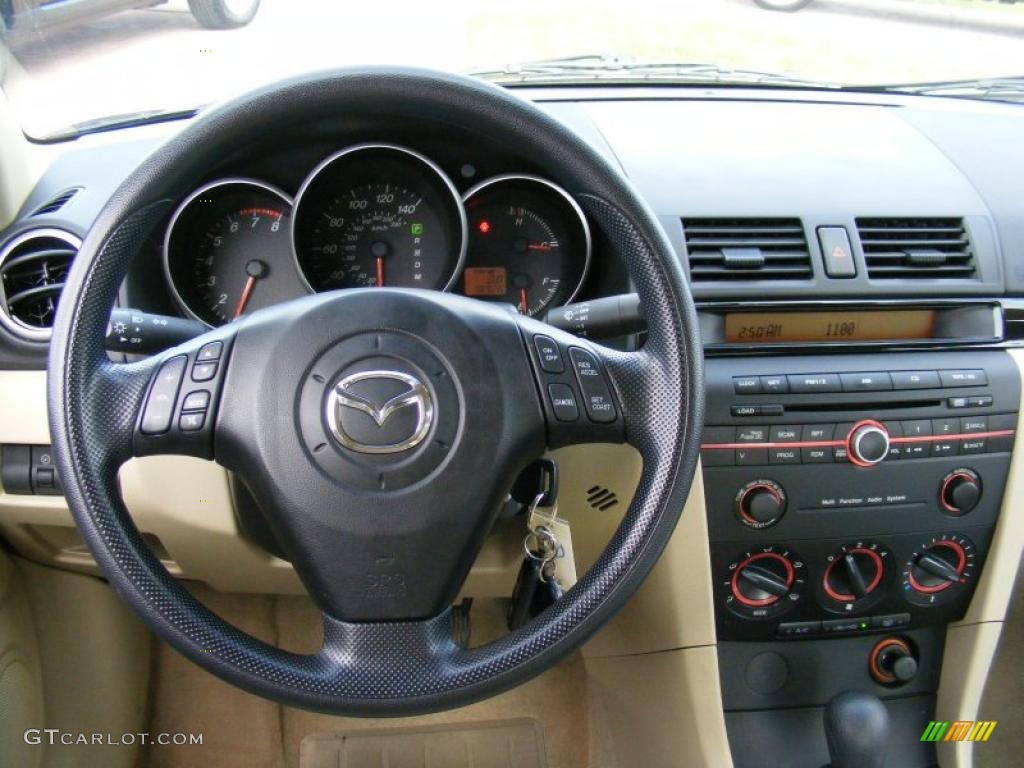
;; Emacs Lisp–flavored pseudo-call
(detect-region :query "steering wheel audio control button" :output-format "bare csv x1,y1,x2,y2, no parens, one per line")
181,390,211,412
197,341,223,362
533,335,564,373
192,362,218,382
140,355,187,435
547,383,579,422
179,412,206,432
568,347,617,423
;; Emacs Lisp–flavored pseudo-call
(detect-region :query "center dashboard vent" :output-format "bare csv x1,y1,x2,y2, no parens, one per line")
857,217,976,280
682,218,812,282
0,229,81,341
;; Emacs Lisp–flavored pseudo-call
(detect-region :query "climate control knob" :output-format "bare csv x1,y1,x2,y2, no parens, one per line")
847,420,890,467
822,541,890,610
735,480,787,528
724,546,805,619
940,469,981,516
902,534,977,606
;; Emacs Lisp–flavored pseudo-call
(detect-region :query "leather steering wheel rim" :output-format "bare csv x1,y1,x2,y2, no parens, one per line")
47,68,704,715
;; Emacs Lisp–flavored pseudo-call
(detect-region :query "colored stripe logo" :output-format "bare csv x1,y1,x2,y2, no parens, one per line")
921,721,997,742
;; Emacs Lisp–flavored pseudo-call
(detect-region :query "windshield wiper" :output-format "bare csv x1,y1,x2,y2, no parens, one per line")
37,105,203,143
868,76,1024,104
472,54,841,89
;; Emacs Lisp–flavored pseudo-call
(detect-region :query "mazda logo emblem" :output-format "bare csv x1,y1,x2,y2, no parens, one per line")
325,370,434,454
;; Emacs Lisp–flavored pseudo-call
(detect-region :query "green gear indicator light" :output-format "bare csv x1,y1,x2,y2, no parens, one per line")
410,223,424,235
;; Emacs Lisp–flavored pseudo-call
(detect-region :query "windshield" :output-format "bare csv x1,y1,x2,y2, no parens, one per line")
2,0,1022,139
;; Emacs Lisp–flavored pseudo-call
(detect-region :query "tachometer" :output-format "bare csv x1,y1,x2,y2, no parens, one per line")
459,175,590,317
164,179,307,327
292,144,467,292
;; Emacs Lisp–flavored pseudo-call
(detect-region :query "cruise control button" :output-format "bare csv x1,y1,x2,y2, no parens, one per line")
197,341,223,362
547,383,579,422
940,369,987,387
179,411,206,432
891,370,940,390
787,373,841,393
181,390,211,412
192,362,218,382
533,335,564,374
568,348,617,423
141,355,187,435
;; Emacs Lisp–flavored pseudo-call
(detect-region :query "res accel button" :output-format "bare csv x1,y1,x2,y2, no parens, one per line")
568,347,617,423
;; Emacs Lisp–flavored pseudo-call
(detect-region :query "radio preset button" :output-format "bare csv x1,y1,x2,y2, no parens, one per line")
961,438,987,454
932,418,958,436
960,416,988,433
901,420,932,438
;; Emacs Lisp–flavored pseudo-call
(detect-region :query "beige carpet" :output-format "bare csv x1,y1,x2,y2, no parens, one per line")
144,587,594,768
977,558,1024,768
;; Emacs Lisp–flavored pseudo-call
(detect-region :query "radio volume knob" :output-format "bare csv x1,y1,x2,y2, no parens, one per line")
848,421,890,467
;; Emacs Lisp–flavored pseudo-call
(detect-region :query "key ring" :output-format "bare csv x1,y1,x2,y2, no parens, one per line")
523,525,559,564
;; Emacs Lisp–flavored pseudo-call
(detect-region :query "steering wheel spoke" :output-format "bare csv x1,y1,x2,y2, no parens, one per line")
130,325,237,460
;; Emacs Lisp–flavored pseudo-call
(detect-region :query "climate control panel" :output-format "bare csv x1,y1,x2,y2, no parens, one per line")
703,349,1017,642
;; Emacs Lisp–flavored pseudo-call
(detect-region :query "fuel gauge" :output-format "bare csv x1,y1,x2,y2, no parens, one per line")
460,175,590,317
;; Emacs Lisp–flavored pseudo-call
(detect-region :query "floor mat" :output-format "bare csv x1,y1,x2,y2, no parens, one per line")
299,719,547,768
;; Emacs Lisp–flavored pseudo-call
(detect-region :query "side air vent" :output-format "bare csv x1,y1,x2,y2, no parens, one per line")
682,218,812,282
0,229,81,341
857,218,976,280
31,187,81,217
586,485,619,511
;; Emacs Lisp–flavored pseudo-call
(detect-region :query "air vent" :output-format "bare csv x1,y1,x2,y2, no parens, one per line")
0,229,81,341
682,218,812,282
586,485,619,511
31,187,81,217
857,218,976,280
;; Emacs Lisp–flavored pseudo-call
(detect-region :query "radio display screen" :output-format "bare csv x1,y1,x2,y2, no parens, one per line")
724,310,936,344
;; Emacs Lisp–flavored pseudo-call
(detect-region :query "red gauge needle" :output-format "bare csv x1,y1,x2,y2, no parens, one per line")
233,259,267,319
233,275,257,318
376,256,385,287
527,243,553,252
519,288,529,315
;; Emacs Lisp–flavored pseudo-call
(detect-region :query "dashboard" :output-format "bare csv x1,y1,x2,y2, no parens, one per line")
1,84,1024,768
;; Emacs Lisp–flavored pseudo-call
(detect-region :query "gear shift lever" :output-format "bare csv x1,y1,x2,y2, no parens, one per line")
824,691,890,768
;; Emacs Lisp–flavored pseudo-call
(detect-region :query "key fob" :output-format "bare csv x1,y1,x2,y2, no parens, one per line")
507,557,543,631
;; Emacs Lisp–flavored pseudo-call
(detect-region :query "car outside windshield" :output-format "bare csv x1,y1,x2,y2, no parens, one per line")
2,0,1023,139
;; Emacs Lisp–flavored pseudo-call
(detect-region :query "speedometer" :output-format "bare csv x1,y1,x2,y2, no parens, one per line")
292,145,467,292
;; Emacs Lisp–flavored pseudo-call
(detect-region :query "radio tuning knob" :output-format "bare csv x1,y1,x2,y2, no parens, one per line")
736,480,787,528
940,469,981,515
848,420,890,467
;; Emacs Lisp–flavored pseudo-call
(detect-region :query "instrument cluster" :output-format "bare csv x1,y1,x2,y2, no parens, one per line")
163,143,591,327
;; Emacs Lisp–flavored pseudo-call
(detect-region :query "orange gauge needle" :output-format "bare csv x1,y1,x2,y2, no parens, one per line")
519,288,529,315
376,256,385,287
233,275,257,318
527,243,553,252
233,259,267,319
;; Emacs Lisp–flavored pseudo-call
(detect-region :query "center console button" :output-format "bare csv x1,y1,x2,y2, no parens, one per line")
770,425,800,442
788,373,841,393
802,424,833,442
940,369,987,387
736,447,769,466
960,416,988,434
769,447,801,464
733,376,761,394
901,420,932,438
891,370,940,390
731,405,761,417
760,375,789,394
737,426,768,443
932,418,959,436
840,372,893,392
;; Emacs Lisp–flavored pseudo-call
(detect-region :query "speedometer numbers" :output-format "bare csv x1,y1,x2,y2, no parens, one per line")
460,175,591,317
293,145,467,292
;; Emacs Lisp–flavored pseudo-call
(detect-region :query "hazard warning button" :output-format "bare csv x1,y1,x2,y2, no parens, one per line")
818,226,857,278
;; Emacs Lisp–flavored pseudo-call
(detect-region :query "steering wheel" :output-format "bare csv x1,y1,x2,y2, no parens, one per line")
48,69,704,715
